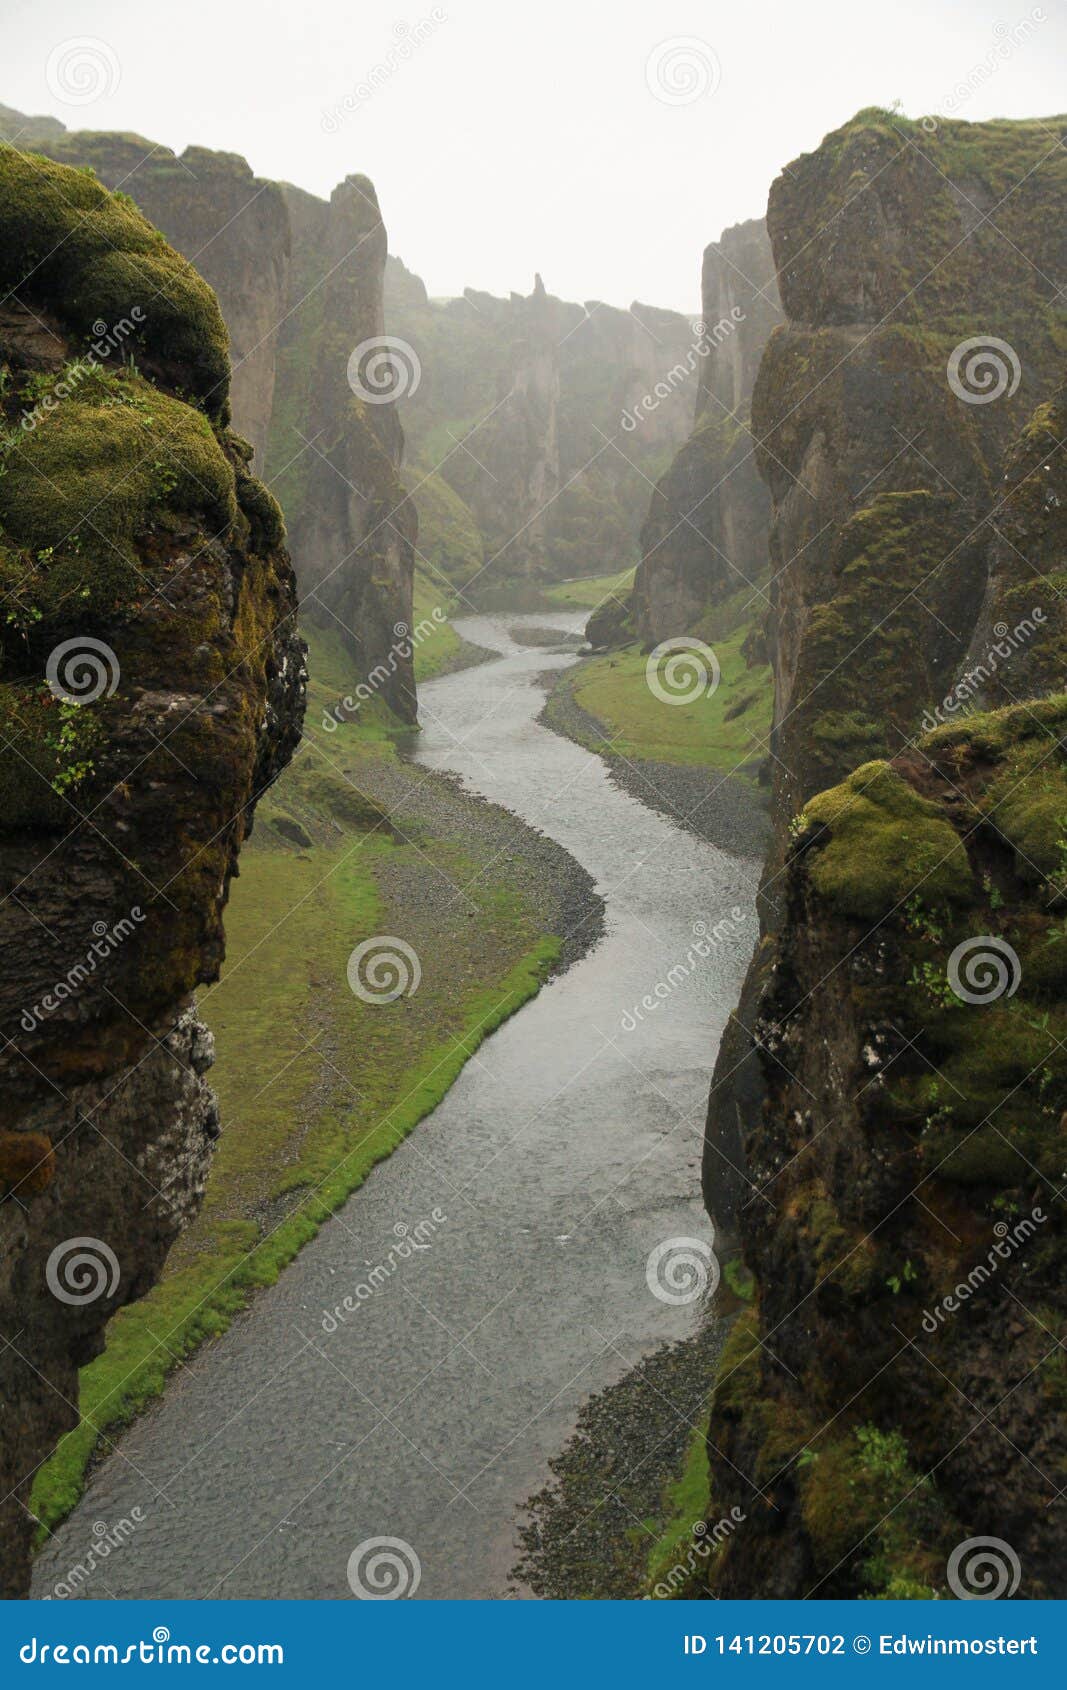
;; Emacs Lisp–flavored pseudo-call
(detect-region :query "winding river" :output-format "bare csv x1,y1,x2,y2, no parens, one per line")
33,612,759,1601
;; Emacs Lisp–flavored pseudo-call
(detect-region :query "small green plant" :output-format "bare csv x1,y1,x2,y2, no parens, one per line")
885,1259,918,1295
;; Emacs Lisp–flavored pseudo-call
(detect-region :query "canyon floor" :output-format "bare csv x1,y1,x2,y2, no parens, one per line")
30,609,763,1600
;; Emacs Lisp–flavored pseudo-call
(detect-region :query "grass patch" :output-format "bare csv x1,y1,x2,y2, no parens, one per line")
568,625,772,772
645,1414,711,1592
544,566,635,610
31,628,558,1534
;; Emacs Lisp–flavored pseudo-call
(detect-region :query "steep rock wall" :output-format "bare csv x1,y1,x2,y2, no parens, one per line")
385,264,701,593
2,107,416,722
0,148,303,1595
697,111,1067,1598
630,219,781,647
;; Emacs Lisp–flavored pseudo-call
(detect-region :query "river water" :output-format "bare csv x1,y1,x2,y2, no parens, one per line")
32,613,759,1600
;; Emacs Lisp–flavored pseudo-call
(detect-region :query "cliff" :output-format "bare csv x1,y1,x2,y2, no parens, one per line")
697,111,1067,1599
628,219,781,648
1,106,416,722
0,146,304,1595
384,262,702,595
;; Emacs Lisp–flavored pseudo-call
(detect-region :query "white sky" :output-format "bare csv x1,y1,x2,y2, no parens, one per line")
4,0,1064,311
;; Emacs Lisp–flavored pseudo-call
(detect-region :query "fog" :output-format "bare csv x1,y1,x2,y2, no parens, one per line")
4,0,1064,311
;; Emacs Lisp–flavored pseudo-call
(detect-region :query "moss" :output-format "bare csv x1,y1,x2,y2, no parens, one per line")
799,1424,944,1595
801,761,974,921
0,146,230,416
0,1130,54,1195
711,1307,763,1419
793,1180,879,1297
0,370,235,612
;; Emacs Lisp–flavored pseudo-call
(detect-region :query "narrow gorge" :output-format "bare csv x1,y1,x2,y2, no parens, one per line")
0,88,1064,1611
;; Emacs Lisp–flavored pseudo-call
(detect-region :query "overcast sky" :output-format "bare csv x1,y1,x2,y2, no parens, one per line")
5,0,1064,311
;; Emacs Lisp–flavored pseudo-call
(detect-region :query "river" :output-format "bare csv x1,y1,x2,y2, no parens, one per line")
32,612,759,1600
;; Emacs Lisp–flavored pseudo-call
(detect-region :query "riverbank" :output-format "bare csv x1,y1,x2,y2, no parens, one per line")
541,660,771,859
31,624,602,1540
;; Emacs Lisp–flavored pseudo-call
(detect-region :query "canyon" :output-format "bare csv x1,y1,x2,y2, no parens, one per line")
0,99,1064,1604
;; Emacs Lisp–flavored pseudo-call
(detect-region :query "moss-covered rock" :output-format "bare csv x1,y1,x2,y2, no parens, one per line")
0,151,303,1597
0,146,230,418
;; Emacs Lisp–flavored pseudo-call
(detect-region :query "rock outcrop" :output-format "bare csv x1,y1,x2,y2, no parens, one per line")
0,147,304,1596
697,111,1067,1599
1,107,416,722
629,219,781,648
385,264,702,594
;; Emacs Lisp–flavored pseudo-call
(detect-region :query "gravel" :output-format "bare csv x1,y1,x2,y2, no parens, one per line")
511,1320,727,1599
540,667,771,861
355,739,606,975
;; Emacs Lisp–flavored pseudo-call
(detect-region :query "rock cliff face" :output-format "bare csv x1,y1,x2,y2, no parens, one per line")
697,112,1067,1599
1,107,416,721
0,147,303,1595
629,219,781,647
384,263,701,594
